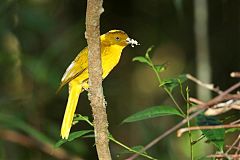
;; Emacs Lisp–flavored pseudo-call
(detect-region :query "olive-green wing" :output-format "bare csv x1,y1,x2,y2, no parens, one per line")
57,47,88,93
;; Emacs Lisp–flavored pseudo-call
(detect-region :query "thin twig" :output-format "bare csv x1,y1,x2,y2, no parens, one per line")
204,99,240,116
187,74,222,94
226,145,240,151
224,94,240,101
149,57,185,116
177,124,240,137
188,82,240,113
231,72,240,78
186,88,193,160
191,135,205,145
207,154,240,159
236,139,240,155
189,97,205,105
0,129,82,160
231,119,240,125
191,97,240,117
226,134,240,154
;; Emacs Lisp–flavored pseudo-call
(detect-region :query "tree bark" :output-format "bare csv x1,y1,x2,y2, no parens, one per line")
85,0,112,160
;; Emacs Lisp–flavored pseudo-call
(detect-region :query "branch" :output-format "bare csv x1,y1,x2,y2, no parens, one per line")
187,74,222,94
204,99,240,116
0,129,82,160
188,82,240,113
85,0,111,160
231,72,240,78
207,154,240,159
226,145,240,151
177,124,240,137
226,134,240,154
231,119,240,125
189,97,205,105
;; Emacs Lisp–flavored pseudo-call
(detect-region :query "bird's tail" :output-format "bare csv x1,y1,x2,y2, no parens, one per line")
61,85,82,139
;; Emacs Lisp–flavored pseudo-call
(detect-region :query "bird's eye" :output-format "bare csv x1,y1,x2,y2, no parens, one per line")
115,37,120,41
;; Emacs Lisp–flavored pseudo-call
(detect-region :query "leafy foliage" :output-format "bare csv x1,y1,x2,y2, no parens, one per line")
196,114,225,151
132,56,150,65
160,74,187,92
122,105,183,123
154,64,167,73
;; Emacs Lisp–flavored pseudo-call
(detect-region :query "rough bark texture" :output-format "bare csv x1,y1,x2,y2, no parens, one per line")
85,0,112,160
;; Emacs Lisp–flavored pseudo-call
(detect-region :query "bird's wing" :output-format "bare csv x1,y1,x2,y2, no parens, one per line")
57,47,88,93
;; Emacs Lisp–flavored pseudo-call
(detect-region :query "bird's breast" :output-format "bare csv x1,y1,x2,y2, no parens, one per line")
101,45,124,78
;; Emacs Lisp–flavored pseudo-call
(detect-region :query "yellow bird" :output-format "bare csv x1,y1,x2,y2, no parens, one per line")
58,30,139,139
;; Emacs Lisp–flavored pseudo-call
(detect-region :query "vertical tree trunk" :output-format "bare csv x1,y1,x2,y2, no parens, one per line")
85,0,112,159
194,0,211,101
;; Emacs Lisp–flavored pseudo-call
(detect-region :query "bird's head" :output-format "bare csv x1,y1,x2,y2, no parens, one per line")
101,30,140,47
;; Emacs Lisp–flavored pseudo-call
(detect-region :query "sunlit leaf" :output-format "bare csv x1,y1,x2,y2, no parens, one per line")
122,105,183,123
73,114,90,123
55,130,93,148
145,45,154,60
74,115,89,121
160,74,187,92
196,114,225,151
154,64,167,73
132,56,150,65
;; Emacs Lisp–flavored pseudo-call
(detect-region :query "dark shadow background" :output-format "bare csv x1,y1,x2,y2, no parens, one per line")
0,0,239,159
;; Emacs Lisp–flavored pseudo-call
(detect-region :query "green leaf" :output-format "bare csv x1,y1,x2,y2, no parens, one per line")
73,114,93,126
122,105,183,123
55,130,93,148
74,114,90,122
82,134,95,138
154,64,166,73
196,114,225,151
160,74,187,92
132,56,150,65
145,45,154,60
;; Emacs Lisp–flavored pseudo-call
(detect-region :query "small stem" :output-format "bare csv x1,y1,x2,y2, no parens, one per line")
151,64,162,83
86,119,94,126
148,61,185,117
186,87,193,160
109,136,157,160
164,88,186,117
79,115,156,160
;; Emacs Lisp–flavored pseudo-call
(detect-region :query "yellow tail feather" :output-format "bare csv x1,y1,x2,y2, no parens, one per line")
61,85,82,139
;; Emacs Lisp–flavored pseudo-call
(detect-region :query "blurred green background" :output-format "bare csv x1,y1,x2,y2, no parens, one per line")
0,0,239,159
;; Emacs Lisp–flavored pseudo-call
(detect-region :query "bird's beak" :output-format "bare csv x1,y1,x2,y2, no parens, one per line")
126,38,140,47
